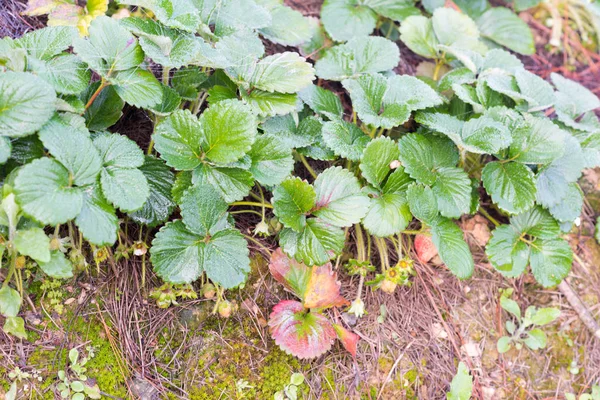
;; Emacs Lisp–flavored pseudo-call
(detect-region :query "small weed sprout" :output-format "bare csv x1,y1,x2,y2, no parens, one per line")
497,289,561,353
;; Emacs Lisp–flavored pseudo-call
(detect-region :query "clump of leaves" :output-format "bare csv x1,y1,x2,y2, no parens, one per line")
267,248,358,359
274,372,305,400
497,289,561,353
566,385,600,400
149,282,197,308
57,347,101,400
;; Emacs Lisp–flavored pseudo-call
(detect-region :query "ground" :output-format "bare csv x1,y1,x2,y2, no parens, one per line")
1,0,600,399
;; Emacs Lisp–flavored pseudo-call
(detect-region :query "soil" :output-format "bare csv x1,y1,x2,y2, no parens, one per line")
1,1,600,399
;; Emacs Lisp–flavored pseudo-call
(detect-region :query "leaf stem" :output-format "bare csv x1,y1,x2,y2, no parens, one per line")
243,234,272,256
479,208,501,227
231,201,273,209
230,209,263,217
297,153,317,179
83,78,108,112
162,67,171,85
354,224,366,262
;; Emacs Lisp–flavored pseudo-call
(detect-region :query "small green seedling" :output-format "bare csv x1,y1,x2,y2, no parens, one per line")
497,290,560,353
566,385,600,400
446,362,473,400
234,379,254,399
57,347,101,400
274,373,305,400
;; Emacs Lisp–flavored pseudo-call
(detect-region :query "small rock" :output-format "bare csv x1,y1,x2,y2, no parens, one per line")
129,375,159,400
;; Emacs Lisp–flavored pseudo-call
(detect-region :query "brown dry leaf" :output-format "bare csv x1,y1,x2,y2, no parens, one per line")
463,215,491,246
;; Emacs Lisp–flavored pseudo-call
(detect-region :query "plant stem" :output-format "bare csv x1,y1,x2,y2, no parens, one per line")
231,201,273,209
297,153,317,179
162,67,171,85
230,209,263,217
374,237,389,271
83,79,108,112
479,207,501,227
355,224,366,262
243,234,272,256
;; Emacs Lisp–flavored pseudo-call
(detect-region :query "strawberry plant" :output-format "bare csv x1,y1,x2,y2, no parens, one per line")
0,0,598,363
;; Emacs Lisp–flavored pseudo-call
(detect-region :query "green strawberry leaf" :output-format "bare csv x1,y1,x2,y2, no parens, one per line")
14,26,76,61
482,161,536,214
262,115,322,149
0,72,56,138
365,0,420,21
272,177,316,231
14,227,51,263
121,17,199,68
100,167,149,212
548,183,583,224
93,132,144,169
312,167,370,227
362,193,412,237
398,133,459,186
149,84,182,116
315,36,400,81
240,89,296,117
179,183,228,236
399,15,439,59
298,84,343,121
321,0,377,42
199,99,257,164
14,158,84,225
508,115,565,164
359,137,400,188
75,185,119,246
430,217,474,279
109,68,163,109
431,7,481,47
38,116,103,186
117,0,200,32
82,83,124,131
529,238,572,287
153,109,203,170
248,134,294,186
476,7,534,55
279,219,345,266
151,220,250,288
73,16,144,76
192,164,254,203
130,156,175,227
432,167,471,218
407,183,438,224
259,4,312,46
249,52,315,94
28,54,91,96
0,137,11,164
38,250,74,279
322,120,370,161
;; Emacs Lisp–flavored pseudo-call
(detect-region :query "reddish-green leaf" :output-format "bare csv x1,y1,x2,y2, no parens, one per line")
268,300,336,359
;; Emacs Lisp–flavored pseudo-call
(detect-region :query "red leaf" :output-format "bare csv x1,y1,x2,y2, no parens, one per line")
269,248,311,299
415,234,437,263
268,300,336,359
304,265,349,309
269,248,349,309
333,323,359,358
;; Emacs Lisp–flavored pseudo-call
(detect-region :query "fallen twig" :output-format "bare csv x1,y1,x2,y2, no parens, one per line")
558,280,600,339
